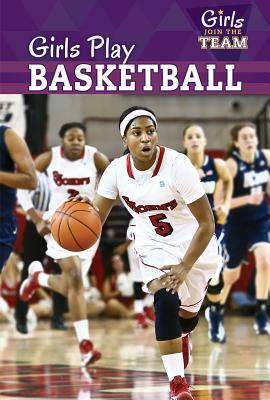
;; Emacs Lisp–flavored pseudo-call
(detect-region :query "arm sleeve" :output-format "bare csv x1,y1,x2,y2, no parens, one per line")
173,154,205,204
17,189,34,212
97,160,118,200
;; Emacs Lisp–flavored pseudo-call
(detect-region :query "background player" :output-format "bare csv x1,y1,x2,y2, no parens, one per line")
19,122,110,366
182,124,233,343
0,125,37,272
220,122,270,335
78,106,218,400
16,171,67,334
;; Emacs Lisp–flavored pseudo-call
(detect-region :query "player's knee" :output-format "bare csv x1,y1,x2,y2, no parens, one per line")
67,268,83,291
179,314,199,334
154,288,181,341
224,268,240,284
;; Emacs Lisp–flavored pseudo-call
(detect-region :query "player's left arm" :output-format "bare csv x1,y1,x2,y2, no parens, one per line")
94,151,110,175
213,158,233,223
262,149,270,196
0,129,37,189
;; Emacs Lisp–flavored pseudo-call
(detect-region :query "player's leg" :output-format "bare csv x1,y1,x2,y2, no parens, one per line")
50,262,68,330
149,278,194,400
133,281,149,328
59,256,101,366
220,225,247,332
128,244,149,327
252,244,270,334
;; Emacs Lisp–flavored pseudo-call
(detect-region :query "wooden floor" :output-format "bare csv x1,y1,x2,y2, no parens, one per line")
0,316,269,399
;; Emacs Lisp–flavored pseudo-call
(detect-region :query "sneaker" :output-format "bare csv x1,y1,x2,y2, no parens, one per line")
15,319,28,334
144,306,155,322
205,306,226,343
19,261,43,301
170,376,194,400
80,339,102,367
182,335,192,369
254,310,270,335
135,313,149,329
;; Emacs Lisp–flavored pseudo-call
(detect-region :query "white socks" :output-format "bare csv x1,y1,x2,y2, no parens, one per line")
74,319,90,343
161,353,184,381
134,300,144,314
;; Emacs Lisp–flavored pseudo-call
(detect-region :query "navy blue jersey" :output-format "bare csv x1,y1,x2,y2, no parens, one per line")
200,155,224,235
0,125,16,218
228,150,269,223
200,155,219,210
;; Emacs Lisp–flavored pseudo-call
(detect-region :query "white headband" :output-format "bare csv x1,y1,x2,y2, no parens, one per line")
119,110,157,137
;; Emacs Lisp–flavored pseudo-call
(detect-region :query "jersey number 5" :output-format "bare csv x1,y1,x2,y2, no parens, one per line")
149,213,173,237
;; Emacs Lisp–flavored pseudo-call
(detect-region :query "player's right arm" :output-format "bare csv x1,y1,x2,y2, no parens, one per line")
17,178,50,236
0,128,37,189
226,157,264,208
77,159,119,225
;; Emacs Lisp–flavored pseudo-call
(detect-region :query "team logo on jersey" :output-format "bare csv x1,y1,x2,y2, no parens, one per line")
206,170,213,176
260,160,265,166
159,181,165,187
239,164,246,171
53,171,90,186
122,195,177,214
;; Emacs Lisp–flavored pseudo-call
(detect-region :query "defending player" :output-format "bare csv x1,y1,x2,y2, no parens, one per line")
183,124,233,343
19,122,109,366
0,125,37,272
78,107,218,400
220,123,270,335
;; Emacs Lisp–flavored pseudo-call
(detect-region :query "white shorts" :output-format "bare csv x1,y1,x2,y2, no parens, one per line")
45,233,99,277
136,236,218,313
127,241,143,282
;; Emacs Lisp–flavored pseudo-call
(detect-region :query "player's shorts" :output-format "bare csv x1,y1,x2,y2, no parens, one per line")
44,233,99,276
0,216,17,271
127,241,143,282
135,236,218,313
225,217,270,269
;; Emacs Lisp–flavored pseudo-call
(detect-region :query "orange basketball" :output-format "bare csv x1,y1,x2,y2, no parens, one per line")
50,200,101,252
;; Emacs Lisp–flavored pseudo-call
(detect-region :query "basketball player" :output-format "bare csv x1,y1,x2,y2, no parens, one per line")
182,125,233,343
220,123,270,335
19,122,110,366
16,171,68,334
77,107,218,400
0,125,37,272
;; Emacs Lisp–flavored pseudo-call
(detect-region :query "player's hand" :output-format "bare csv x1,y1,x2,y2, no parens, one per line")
70,195,99,212
214,203,229,224
159,263,192,294
35,218,50,236
249,192,264,205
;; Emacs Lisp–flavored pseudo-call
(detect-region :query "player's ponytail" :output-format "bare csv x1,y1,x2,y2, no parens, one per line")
224,122,256,159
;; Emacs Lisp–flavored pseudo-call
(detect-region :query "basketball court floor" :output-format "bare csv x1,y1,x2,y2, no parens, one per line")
0,316,269,399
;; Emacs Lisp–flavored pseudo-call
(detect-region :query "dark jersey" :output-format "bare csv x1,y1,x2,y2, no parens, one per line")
200,155,224,236
0,125,16,218
200,155,219,210
228,150,269,223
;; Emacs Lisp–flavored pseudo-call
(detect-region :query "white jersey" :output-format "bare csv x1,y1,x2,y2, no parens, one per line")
45,145,98,219
98,146,205,247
